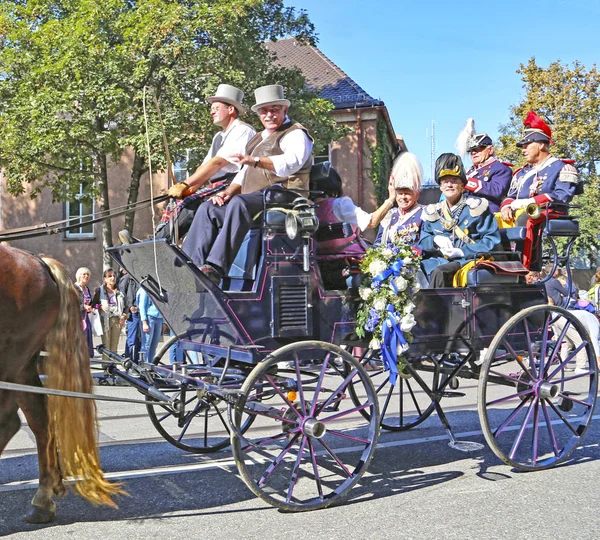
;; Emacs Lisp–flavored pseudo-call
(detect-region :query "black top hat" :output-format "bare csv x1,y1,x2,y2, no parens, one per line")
467,133,493,152
435,153,467,185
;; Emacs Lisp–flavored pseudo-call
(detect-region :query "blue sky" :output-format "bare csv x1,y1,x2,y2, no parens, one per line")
291,0,599,182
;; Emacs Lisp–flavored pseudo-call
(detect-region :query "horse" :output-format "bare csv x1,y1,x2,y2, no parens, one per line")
0,244,123,523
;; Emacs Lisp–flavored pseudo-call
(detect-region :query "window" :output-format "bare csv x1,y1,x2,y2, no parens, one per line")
65,184,94,239
173,149,201,183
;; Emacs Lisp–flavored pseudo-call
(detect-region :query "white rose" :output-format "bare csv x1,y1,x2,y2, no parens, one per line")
382,248,393,258
400,313,416,332
397,342,410,355
369,338,381,350
359,287,372,300
403,257,412,265
404,301,415,314
368,259,388,277
413,282,421,293
373,298,387,311
393,276,408,292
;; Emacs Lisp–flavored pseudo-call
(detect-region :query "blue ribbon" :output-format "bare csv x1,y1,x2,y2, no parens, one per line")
373,259,404,293
380,304,407,385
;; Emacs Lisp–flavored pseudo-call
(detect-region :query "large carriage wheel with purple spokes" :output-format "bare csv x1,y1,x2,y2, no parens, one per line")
231,341,380,511
478,304,598,471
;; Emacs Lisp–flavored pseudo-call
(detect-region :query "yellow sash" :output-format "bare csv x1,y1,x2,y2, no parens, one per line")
452,257,487,287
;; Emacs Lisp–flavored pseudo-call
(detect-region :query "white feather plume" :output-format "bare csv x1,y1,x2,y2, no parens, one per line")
455,118,475,159
390,152,423,192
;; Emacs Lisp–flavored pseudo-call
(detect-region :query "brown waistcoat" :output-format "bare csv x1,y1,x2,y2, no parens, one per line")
241,121,314,195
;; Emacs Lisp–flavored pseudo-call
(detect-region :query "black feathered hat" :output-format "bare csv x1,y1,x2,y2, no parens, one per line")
434,153,467,185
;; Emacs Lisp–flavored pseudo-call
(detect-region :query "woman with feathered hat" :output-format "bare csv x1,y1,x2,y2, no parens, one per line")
417,153,501,287
375,152,424,246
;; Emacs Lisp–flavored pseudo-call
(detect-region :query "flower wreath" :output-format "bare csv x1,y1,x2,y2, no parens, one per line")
356,236,422,383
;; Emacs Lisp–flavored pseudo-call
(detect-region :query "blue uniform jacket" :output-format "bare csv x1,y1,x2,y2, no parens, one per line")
466,158,512,213
505,157,578,206
375,206,423,246
418,196,501,277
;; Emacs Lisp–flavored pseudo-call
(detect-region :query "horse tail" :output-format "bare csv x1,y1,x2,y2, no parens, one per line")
41,257,124,506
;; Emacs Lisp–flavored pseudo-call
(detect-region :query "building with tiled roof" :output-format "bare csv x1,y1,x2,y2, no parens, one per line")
266,38,403,214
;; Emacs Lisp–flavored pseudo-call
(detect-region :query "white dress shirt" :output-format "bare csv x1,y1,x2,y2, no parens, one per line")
331,197,371,231
202,118,256,180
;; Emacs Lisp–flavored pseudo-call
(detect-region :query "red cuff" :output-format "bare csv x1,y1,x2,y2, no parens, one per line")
500,198,514,209
532,194,551,205
412,246,421,257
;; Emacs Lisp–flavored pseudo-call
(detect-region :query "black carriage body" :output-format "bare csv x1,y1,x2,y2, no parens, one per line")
409,284,547,355
107,233,355,360
109,229,547,363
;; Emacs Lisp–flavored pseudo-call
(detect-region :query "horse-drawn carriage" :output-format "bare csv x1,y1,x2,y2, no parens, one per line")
1,174,597,519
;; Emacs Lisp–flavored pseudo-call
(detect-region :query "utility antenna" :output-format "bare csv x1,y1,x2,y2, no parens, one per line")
430,120,436,183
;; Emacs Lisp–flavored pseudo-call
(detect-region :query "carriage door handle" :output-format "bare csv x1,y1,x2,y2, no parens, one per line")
452,299,471,308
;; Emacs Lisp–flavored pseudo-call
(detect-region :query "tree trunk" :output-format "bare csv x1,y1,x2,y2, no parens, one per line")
97,153,113,269
124,150,145,233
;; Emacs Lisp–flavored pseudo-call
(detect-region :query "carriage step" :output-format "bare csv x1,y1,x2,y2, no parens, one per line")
448,440,485,453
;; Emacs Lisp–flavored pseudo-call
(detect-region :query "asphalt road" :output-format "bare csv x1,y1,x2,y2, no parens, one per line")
2,375,600,539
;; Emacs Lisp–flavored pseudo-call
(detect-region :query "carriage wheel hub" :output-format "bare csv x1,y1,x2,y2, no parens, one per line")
302,417,326,439
537,381,559,399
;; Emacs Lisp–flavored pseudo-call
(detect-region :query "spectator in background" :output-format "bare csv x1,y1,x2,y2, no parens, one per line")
137,287,164,363
92,268,126,359
74,267,95,358
573,290,595,314
119,269,141,363
525,271,540,285
544,266,572,308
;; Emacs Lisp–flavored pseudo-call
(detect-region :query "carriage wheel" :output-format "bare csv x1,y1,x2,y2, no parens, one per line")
145,330,254,453
231,341,379,511
346,350,437,431
478,304,598,471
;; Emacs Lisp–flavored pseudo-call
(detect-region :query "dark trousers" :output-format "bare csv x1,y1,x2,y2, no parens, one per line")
182,191,264,274
428,261,462,288
155,197,205,242
124,311,141,361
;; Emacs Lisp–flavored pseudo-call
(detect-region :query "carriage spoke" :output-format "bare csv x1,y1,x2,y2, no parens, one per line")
546,400,583,436
265,374,303,420
316,437,352,478
531,400,541,466
487,388,534,407
315,368,360,416
508,398,536,460
309,355,331,416
308,439,324,501
242,429,301,453
257,433,301,487
211,400,231,433
489,369,534,387
493,395,532,438
327,430,371,444
541,399,560,457
286,436,309,504
379,383,395,424
405,379,423,416
294,352,307,415
320,402,371,423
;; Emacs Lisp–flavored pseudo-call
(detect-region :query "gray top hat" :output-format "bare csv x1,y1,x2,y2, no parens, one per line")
207,84,246,115
251,84,291,114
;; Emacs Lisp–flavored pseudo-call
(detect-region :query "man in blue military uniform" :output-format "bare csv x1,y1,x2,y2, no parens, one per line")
418,153,501,287
456,119,512,213
499,111,579,226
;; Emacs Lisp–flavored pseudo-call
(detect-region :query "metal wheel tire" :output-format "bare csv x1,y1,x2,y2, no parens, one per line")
478,304,598,471
145,329,253,453
231,341,380,511
346,351,437,432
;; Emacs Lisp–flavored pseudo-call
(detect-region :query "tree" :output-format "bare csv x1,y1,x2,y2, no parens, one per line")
496,58,600,263
0,0,343,264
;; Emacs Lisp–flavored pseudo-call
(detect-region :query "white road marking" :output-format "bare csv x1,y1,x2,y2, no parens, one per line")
2,412,597,494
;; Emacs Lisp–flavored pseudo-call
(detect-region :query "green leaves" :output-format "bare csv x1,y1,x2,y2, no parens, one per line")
0,0,329,203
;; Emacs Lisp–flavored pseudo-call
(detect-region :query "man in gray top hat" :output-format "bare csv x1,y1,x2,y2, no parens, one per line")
182,84,314,283
119,84,255,243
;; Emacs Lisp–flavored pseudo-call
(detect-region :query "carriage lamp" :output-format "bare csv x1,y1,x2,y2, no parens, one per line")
285,198,319,272
285,199,319,241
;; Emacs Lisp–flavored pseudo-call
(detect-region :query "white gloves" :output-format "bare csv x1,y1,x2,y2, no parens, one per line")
434,236,453,250
510,197,534,210
434,236,463,259
440,247,464,259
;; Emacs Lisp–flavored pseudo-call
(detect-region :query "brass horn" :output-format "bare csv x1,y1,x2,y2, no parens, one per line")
526,203,542,219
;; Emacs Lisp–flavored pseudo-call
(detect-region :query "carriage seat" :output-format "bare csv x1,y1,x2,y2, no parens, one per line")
466,268,521,286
